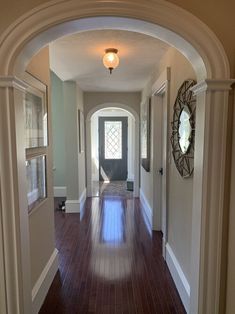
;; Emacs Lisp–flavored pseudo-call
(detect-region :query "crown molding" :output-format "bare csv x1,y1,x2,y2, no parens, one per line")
0,76,29,91
191,79,235,95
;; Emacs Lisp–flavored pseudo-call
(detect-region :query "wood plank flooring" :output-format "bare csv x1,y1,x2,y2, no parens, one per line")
39,197,186,314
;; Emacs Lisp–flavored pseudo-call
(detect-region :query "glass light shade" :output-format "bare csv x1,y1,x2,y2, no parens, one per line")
103,48,119,73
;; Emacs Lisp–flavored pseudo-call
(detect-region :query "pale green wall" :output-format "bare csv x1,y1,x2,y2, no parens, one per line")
64,81,79,200
51,71,66,187
51,72,85,201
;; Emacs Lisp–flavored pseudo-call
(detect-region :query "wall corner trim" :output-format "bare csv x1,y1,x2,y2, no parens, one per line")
139,188,152,229
53,186,67,197
166,243,190,313
32,248,58,314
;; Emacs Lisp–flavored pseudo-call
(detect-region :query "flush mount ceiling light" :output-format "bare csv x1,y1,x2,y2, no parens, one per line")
103,48,119,74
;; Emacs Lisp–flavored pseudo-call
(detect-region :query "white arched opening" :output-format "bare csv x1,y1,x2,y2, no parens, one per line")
0,1,233,314
86,103,139,198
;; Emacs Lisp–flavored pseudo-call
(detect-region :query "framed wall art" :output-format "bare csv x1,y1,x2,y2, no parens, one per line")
78,109,85,153
141,97,151,172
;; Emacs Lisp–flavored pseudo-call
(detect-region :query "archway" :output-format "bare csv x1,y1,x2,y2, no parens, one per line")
0,1,233,314
86,103,139,198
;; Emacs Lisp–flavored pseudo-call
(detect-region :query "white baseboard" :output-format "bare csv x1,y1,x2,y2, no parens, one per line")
79,188,87,212
32,248,58,314
53,186,67,197
65,189,87,213
139,188,152,230
165,243,190,313
65,199,80,213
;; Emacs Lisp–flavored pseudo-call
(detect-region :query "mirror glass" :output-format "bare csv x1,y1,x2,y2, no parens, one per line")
178,106,192,154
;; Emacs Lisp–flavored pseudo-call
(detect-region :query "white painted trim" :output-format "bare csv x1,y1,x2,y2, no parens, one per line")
65,189,86,213
65,199,80,213
152,67,171,95
191,79,235,94
166,243,190,313
0,76,28,91
53,186,67,197
151,67,170,259
32,249,59,314
79,188,87,212
139,188,152,229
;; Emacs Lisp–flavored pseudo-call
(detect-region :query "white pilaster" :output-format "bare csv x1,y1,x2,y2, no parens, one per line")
0,76,32,314
190,79,235,314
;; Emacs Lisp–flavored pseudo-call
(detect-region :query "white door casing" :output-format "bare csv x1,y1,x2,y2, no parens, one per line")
0,1,233,313
152,68,171,258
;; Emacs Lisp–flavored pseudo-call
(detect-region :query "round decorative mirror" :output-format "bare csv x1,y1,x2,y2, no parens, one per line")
170,79,196,178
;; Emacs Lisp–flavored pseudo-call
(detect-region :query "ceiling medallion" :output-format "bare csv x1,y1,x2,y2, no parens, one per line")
170,79,197,178
103,48,119,74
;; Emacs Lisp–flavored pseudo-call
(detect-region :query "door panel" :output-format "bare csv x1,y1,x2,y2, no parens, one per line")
99,117,128,181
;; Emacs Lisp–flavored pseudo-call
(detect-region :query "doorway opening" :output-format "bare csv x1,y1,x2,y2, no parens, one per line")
89,107,137,198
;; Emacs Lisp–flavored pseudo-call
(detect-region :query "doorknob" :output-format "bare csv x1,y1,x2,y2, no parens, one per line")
158,167,163,175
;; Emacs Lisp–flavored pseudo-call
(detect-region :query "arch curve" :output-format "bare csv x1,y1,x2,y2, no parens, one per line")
0,0,230,80
86,102,139,123
86,102,140,198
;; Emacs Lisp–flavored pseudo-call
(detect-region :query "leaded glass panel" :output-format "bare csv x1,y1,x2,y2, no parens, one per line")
104,121,122,159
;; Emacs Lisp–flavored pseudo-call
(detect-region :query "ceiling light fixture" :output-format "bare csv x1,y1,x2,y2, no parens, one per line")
103,48,119,74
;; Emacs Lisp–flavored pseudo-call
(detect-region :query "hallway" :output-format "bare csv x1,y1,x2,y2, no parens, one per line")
39,197,185,313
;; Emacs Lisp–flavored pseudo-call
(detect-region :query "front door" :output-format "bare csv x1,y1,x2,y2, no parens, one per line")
99,117,128,181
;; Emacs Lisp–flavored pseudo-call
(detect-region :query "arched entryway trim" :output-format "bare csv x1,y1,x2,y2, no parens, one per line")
86,103,140,198
0,1,234,314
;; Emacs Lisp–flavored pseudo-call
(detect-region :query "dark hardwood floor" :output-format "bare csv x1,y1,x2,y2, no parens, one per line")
39,196,186,314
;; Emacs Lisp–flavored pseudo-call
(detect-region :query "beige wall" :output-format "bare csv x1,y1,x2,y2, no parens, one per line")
26,47,56,287
84,92,141,119
161,48,196,281
141,47,196,282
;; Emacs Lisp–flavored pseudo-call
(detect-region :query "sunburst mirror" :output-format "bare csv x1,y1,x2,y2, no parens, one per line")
170,79,196,178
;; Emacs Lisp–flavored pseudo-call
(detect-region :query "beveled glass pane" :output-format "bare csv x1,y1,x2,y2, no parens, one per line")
26,155,47,212
104,121,122,159
179,106,192,154
24,91,48,148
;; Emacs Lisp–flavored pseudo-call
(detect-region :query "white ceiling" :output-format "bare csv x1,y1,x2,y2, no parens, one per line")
49,30,170,92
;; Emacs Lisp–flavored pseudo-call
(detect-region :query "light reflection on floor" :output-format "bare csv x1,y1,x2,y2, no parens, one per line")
90,197,133,281
100,198,125,244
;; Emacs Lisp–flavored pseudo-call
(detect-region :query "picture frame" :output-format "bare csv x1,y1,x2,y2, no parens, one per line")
78,109,85,153
141,97,151,172
24,78,48,149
